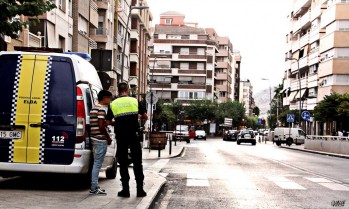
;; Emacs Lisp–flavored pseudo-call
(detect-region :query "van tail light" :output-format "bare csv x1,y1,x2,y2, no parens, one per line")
76,87,86,143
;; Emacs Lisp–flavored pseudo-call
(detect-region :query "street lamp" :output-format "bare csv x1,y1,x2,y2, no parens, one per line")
120,5,149,83
261,78,272,129
285,57,301,128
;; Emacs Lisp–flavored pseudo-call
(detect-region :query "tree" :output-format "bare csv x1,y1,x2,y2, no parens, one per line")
185,100,217,123
0,0,56,38
313,93,349,130
252,106,260,116
215,101,245,127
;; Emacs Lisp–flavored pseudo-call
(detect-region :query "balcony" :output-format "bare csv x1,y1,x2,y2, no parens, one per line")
29,32,41,47
285,60,291,70
216,62,229,68
96,0,109,10
320,31,349,53
308,74,318,88
177,53,207,60
293,0,311,16
292,40,300,52
308,49,320,65
309,28,320,43
319,58,349,77
321,3,349,29
130,30,139,41
149,83,172,89
90,28,109,43
291,61,299,72
215,73,228,80
299,56,309,69
177,84,206,90
130,53,139,63
299,34,309,47
300,10,311,29
307,98,317,110
216,84,228,92
293,20,301,32
310,6,322,21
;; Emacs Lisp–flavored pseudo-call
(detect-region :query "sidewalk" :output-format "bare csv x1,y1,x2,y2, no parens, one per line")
277,143,349,159
88,140,185,209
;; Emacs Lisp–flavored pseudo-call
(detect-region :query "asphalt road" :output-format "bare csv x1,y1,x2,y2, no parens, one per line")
151,137,349,209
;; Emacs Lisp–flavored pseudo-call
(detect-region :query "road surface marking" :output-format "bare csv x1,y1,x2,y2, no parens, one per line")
318,183,349,191
267,176,306,190
148,159,170,173
305,177,333,183
187,173,210,187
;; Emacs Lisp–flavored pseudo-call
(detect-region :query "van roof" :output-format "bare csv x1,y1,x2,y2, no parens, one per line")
0,51,103,89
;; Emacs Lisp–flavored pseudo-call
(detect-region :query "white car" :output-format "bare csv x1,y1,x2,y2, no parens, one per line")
194,130,206,140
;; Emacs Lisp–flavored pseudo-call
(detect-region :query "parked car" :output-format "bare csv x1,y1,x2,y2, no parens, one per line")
223,130,239,141
0,50,117,182
237,129,256,145
194,130,206,140
173,125,190,143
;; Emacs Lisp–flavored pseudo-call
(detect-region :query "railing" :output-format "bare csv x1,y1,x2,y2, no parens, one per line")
307,135,349,141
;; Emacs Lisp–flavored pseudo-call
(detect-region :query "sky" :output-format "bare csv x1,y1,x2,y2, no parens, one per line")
146,0,291,94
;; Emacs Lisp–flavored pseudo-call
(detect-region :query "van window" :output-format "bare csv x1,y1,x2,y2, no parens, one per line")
85,89,93,114
298,130,306,136
46,59,75,118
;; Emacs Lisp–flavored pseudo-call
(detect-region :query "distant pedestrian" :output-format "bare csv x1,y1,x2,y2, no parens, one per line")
89,90,113,195
111,82,148,198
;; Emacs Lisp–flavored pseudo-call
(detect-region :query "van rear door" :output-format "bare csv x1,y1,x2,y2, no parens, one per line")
0,54,77,165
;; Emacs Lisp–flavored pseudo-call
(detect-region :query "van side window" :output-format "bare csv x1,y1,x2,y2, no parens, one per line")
85,89,93,114
298,130,305,136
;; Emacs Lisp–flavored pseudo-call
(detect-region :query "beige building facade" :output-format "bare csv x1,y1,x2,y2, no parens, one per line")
284,0,349,134
239,80,255,116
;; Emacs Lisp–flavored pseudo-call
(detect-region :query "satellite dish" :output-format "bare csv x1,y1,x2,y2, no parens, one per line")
98,72,112,90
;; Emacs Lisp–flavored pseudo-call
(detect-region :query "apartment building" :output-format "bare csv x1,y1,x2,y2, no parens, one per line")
149,11,218,103
206,29,236,103
150,11,240,104
283,0,349,133
239,80,255,116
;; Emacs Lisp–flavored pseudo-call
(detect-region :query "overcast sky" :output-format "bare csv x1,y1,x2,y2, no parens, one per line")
147,0,291,94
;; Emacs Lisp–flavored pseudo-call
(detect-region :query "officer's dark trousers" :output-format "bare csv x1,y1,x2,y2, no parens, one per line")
116,132,144,188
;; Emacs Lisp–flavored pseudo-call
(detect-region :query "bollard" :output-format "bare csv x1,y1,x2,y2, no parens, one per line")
158,141,161,157
169,137,172,155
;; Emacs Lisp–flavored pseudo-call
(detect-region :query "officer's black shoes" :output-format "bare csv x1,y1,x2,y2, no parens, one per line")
137,188,147,197
118,189,130,197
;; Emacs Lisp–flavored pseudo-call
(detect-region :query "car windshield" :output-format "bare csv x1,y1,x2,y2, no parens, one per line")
176,125,188,131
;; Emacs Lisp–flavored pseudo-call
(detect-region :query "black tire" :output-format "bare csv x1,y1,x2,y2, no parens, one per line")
252,142,256,146
204,137,206,140
237,141,241,145
286,138,293,146
106,157,117,179
276,141,281,146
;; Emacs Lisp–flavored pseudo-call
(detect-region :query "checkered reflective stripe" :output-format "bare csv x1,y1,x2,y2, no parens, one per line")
8,55,22,163
38,56,52,164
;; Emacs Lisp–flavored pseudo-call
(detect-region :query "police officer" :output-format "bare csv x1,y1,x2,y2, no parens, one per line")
110,82,148,198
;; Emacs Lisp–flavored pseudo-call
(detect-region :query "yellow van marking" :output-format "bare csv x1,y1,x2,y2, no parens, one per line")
27,55,49,164
13,55,36,163
12,55,50,164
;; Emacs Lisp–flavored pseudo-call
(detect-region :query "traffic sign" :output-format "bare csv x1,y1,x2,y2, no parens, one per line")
287,114,295,123
258,118,262,125
224,118,233,126
145,92,158,104
301,111,311,121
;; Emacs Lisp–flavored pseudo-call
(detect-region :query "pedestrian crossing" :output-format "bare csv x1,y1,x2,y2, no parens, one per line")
182,172,349,191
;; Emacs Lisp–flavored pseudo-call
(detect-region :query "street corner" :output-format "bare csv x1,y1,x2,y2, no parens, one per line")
142,141,186,160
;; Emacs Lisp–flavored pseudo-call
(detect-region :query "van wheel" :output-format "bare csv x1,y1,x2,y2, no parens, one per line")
276,141,281,146
106,157,117,179
286,138,293,146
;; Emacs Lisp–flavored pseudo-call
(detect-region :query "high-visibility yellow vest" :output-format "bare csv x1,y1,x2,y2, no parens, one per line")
110,96,138,117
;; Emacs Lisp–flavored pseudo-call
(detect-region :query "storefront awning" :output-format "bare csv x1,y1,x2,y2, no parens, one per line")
288,91,298,101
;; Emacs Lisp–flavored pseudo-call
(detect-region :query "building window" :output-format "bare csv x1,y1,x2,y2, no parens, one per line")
165,19,172,25
180,48,189,55
58,0,66,12
197,63,204,70
180,62,189,70
68,0,72,16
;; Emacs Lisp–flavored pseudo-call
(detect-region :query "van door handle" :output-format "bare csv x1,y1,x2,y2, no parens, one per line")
30,123,48,128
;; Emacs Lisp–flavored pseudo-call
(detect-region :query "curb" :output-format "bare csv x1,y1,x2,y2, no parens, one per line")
280,146,349,159
143,146,185,160
136,172,166,209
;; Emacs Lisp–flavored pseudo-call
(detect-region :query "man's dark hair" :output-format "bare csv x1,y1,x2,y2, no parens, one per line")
97,90,112,102
117,82,129,93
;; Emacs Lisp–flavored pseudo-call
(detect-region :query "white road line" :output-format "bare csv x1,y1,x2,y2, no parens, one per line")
318,183,349,191
187,173,210,187
267,176,306,190
147,159,170,173
305,177,333,183
187,179,210,187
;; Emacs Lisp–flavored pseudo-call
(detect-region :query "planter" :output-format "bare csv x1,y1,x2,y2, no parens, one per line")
149,132,167,150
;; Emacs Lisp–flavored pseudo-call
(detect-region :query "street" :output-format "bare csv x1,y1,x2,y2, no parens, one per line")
0,137,348,209
151,137,349,209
